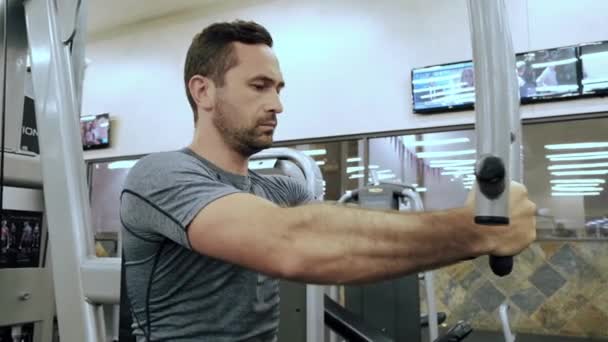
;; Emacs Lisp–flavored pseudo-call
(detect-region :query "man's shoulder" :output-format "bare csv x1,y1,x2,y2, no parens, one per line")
251,171,314,204
124,149,213,191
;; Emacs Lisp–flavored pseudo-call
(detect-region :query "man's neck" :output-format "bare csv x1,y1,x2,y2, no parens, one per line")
189,125,249,176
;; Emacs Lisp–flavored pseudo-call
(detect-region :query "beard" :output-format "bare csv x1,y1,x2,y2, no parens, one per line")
212,98,275,157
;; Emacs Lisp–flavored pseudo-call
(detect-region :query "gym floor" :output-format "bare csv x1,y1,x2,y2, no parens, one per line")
422,329,608,341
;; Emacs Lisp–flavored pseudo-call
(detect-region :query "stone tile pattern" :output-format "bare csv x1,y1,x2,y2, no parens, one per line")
420,242,608,338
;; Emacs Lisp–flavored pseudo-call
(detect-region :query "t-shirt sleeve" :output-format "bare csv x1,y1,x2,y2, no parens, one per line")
119,154,244,250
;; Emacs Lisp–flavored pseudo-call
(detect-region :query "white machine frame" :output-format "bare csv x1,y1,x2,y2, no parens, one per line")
2,0,519,340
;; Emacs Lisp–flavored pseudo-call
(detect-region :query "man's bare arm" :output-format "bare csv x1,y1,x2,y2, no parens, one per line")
187,182,536,285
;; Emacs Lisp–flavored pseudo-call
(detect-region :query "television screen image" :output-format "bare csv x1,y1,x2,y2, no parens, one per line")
515,46,579,102
0,210,44,268
580,41,608,95
412,61,475,113
81,113,110,150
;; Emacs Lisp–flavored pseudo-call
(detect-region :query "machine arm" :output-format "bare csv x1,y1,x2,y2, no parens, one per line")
467,0,522,277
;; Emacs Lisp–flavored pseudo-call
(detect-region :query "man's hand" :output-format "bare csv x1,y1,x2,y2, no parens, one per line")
466,181,537,256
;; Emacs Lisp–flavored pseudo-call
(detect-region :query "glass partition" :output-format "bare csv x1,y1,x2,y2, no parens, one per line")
288,140,365,201
367,116,608,339
89,158,139,257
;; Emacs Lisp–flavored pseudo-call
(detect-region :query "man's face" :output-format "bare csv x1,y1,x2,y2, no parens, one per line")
212,42,285,156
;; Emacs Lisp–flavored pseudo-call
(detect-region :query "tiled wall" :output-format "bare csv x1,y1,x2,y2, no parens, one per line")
421,241,608,338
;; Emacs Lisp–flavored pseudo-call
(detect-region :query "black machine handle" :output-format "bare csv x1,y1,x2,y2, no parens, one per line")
475,156,512,276
468,0,522,277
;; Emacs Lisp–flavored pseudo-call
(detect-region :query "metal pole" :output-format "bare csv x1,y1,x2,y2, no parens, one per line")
24,0,103,340
467,0,520,277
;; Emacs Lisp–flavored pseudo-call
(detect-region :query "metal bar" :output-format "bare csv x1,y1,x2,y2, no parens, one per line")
3,0,27,154
81,258,121,305
23,0,103,341
401,189,438,342
324,295,393,342
467,0,519,276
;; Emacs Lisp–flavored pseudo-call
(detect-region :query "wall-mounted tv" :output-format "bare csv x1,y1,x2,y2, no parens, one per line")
515,46,580,103
580,40,608,96
81,113,110,150
411,60,475,113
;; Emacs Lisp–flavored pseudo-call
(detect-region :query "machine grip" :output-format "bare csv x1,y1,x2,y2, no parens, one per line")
475,156,512,277
490,255,513,277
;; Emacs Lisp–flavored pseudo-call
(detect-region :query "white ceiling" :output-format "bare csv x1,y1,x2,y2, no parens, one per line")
86,0,221,35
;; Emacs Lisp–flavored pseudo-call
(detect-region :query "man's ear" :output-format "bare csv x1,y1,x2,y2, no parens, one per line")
188,75,215,112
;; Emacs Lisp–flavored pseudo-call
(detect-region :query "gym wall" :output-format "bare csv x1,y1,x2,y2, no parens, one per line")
81,0,608,160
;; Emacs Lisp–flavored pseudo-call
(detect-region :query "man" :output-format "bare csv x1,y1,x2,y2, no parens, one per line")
120,20,536,341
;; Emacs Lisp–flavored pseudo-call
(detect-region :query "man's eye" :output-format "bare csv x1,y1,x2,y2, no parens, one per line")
252,84,266,91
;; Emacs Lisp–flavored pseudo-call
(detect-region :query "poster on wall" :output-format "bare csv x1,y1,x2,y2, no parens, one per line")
0,210,43,269
0,323,34,342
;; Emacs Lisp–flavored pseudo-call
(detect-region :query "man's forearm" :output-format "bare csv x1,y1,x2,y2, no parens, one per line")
280,203,493,285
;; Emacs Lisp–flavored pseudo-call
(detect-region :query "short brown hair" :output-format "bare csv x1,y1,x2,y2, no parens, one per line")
184,20,273,123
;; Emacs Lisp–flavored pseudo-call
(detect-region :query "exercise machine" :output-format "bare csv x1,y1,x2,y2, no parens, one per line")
331,179,472,342
0,0,523,340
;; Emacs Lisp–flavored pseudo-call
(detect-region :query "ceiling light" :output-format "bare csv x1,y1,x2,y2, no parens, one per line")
441,170,475,176
552,186,603,192
547,151,608,161
402,137,470,147
417,150,476,159
552,192,601,197
551,170,608,176
301,149,327,156
545,142,608,150
430,159,476,168
349,174,365,179
441,166,475,171
548,162,608,170
550,179,606,184
316,161,326,166
347,157,362,163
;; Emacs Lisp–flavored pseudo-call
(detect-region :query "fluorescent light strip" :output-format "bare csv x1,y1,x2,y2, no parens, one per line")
301,149,327,156
442,166,475,171
552,186,603,192
545,142,608,150
550,179,606,184
417,150,476,159
346,165,379,174
547,151,608,159
376,169,393,174
552,192,601,197
548,162,608,170
416,187,427,193
551,170,608,176
441,170,475,176
347,157,362,163
349,174,365,179
430,159,476,165
316,161,326,166
402,137,470,147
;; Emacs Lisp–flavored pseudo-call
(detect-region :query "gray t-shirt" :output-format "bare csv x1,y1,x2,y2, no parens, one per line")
120,148,313,341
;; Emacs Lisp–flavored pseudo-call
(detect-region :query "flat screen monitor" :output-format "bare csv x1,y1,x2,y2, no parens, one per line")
515,46,580,102
580,41,608,95
411,61,475,113
81,113,110,150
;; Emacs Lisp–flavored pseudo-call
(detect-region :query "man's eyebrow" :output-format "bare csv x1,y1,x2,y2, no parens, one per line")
250,75,285,89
